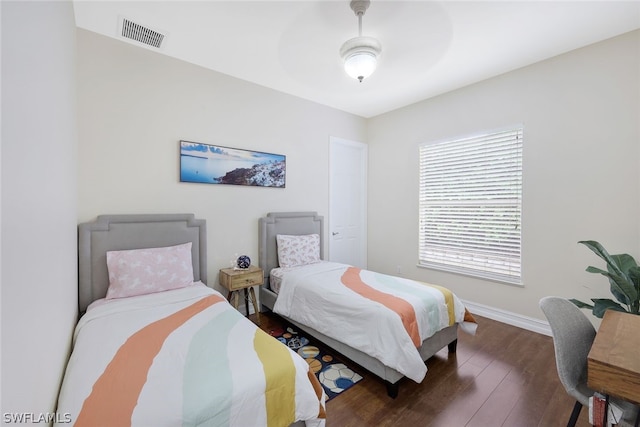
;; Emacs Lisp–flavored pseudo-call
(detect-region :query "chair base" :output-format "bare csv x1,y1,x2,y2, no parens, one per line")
568,401,582,427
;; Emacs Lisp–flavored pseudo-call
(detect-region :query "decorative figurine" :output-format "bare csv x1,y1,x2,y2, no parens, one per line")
236,255,251,269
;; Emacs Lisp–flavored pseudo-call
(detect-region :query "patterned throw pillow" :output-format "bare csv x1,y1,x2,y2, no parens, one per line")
276,234,321,268
106,242,194,299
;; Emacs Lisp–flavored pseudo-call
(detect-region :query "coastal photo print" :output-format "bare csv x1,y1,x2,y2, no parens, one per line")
180,140,286,188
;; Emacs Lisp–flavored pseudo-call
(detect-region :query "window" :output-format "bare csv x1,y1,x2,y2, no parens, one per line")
418,127,523,285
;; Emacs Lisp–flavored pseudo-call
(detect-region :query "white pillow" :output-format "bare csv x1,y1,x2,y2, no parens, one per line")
276,234,321,268
106,242,194,299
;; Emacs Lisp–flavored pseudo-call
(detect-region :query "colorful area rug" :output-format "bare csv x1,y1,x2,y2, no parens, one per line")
269,326,363,401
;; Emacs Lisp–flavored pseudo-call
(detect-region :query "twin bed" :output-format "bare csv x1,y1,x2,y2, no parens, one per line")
259,211,476,398
57,211,475,426
57,214,325,427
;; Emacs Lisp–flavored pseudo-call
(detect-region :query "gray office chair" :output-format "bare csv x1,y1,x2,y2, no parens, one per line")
540,296,639,427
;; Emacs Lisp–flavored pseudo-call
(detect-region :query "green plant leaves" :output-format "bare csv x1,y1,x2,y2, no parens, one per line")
628,267,640,314
590,298,628,318
575,240,640,317
569,298,594,310
579,241,625,275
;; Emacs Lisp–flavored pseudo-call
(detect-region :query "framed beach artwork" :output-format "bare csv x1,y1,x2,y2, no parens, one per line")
180,140,286,188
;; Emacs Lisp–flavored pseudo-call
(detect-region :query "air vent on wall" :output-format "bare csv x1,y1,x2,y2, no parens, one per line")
120,18,165,49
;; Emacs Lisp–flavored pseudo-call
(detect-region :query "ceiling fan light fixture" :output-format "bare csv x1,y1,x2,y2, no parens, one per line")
341,0,381,83
340,36,381,82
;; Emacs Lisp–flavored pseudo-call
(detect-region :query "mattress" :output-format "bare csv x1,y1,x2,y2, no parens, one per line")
270,265,314,293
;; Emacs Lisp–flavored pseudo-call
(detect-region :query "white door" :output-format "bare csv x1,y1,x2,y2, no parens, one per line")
329,137,367,268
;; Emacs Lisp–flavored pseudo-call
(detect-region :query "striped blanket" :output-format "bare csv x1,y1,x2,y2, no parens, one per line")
273,262,476,383
56,284,326,427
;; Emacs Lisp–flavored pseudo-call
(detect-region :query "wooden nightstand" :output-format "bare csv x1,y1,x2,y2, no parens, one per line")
219,265,263,325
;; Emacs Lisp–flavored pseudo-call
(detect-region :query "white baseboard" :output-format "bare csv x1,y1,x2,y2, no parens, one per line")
462,299,551,336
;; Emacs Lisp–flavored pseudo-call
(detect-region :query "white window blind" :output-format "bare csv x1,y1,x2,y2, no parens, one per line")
418,127,523,285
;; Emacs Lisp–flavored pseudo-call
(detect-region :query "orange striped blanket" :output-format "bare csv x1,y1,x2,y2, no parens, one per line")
56,283,325,427
273,262,477,383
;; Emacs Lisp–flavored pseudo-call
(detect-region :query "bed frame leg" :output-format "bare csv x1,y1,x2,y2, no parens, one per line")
385,381,399,399
448,339,458,353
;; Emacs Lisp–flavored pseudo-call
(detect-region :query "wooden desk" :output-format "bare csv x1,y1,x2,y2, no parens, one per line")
588,310,640,405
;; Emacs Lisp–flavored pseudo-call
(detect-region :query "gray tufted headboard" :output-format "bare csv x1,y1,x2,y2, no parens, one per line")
258,211,324,289
78,214,207,314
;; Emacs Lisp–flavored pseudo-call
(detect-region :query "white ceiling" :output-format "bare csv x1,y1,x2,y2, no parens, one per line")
73,1,640,118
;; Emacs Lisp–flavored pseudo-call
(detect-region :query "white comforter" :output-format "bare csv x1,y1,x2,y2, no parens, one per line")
273,262,476,383
56,283,325,427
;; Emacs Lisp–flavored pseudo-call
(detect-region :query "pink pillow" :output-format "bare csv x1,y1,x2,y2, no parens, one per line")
106,242,194,299
276,234,320,268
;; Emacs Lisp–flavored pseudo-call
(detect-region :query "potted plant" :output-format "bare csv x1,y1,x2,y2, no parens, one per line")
571,240,640,318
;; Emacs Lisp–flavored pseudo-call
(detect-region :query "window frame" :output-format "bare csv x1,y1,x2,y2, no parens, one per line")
418,125,524,286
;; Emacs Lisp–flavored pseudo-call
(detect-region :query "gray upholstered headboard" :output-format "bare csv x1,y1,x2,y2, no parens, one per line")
258,212,324,288
78,214,207,314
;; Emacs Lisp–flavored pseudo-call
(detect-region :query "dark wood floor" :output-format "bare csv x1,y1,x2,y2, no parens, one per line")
252,310,591,427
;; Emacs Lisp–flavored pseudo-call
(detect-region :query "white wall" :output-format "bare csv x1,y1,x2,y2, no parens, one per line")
76,29,366,291
1,1,78,421
367,30,640,322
